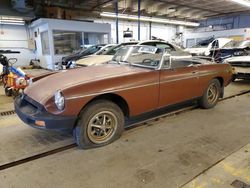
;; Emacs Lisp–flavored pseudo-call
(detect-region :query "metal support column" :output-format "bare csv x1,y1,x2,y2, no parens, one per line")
115,0,119,44
138,0,141,41
149,22,152,40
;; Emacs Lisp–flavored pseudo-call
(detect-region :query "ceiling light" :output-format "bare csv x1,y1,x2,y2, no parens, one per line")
0,16,24,21
100,12,199,27
102,2,112,7
167,8,176,13
229,0,250,7
0,19,25,25
0,16,25,25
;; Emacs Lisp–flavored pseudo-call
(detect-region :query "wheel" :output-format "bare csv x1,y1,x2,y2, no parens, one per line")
5,87,12,97
74,100,124,149
199,79,221,109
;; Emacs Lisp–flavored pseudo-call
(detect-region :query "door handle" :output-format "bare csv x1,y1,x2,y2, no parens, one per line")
192,71,197,74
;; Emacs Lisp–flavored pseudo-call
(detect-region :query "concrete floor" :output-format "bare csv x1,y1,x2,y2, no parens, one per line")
0,79,249,188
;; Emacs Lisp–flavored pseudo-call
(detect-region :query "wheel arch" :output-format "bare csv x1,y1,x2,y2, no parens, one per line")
80,93,130,118
213,76,224,98
214,76,224,87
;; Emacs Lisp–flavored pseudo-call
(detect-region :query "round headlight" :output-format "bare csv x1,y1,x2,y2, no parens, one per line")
15,77,27,86
54,90,65,110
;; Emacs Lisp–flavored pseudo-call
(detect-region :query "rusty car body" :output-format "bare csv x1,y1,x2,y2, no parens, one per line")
15,45,233,149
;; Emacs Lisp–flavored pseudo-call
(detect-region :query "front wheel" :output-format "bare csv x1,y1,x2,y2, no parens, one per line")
199,79,221,109
74,100,124,149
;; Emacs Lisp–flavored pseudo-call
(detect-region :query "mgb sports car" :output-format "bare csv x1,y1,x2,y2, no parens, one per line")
15,45,233,149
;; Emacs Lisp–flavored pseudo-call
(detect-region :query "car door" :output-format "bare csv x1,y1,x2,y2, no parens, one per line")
158,56,200,108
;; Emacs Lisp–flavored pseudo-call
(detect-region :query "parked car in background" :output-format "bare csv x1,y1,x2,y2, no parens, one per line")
15,45,233,149
94,44,116,55
76,40,191,67
185,37,232,56
0,63,3,76
75,41,138,67
61,44,106,68
224,55,250,81
210,40,250,63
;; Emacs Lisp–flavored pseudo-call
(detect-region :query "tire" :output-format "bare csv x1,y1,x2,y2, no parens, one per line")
74,100,124,149
199,79,221,109
5,87,12,97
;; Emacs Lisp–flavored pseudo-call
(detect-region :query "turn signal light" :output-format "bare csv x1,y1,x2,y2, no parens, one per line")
35,120,45,127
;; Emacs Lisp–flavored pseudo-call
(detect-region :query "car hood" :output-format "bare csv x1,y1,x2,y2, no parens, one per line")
24,64,147,104
221,46,247,50
185,48,206,54
76,55,113,66
225,55,250,63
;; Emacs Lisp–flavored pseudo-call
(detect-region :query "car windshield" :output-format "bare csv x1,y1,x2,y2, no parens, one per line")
81,45,104,55
95,45,116,55
223,40,250,48
110,46,163,69
102,42,138,55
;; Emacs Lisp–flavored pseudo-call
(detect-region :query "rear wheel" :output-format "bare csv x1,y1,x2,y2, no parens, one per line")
74,100,124,149
199,79,221,109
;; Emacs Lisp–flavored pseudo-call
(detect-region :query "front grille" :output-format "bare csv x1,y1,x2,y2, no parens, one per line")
21,96,39,114
230,61,250,67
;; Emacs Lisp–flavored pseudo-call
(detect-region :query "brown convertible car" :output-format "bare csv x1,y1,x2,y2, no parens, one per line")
15,45,233,149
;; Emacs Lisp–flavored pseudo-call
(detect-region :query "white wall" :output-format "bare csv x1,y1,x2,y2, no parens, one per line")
95,18,177,43
183,28,250,48
0,18,181,68
0,24,36,67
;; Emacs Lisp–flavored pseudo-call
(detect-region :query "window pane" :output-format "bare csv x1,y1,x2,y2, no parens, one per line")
53,30,82,55
41,31,50,55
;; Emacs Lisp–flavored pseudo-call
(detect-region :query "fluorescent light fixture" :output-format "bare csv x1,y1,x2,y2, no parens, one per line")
167,8,176,13
0,20,25,25
1,16,24,21
229,0,250,7
100,12,200,27
0,16,25,25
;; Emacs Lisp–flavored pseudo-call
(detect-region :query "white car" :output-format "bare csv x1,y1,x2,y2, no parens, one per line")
94,44,116,55
76,40,191,67
224,55,250,81
185,38,232,56
76,41,138,66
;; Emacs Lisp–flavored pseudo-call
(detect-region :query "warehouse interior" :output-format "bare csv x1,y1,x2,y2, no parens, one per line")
0,0,250,188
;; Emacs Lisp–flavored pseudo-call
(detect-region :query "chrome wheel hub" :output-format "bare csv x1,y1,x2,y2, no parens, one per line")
87,111,117,144
207,83,218,104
